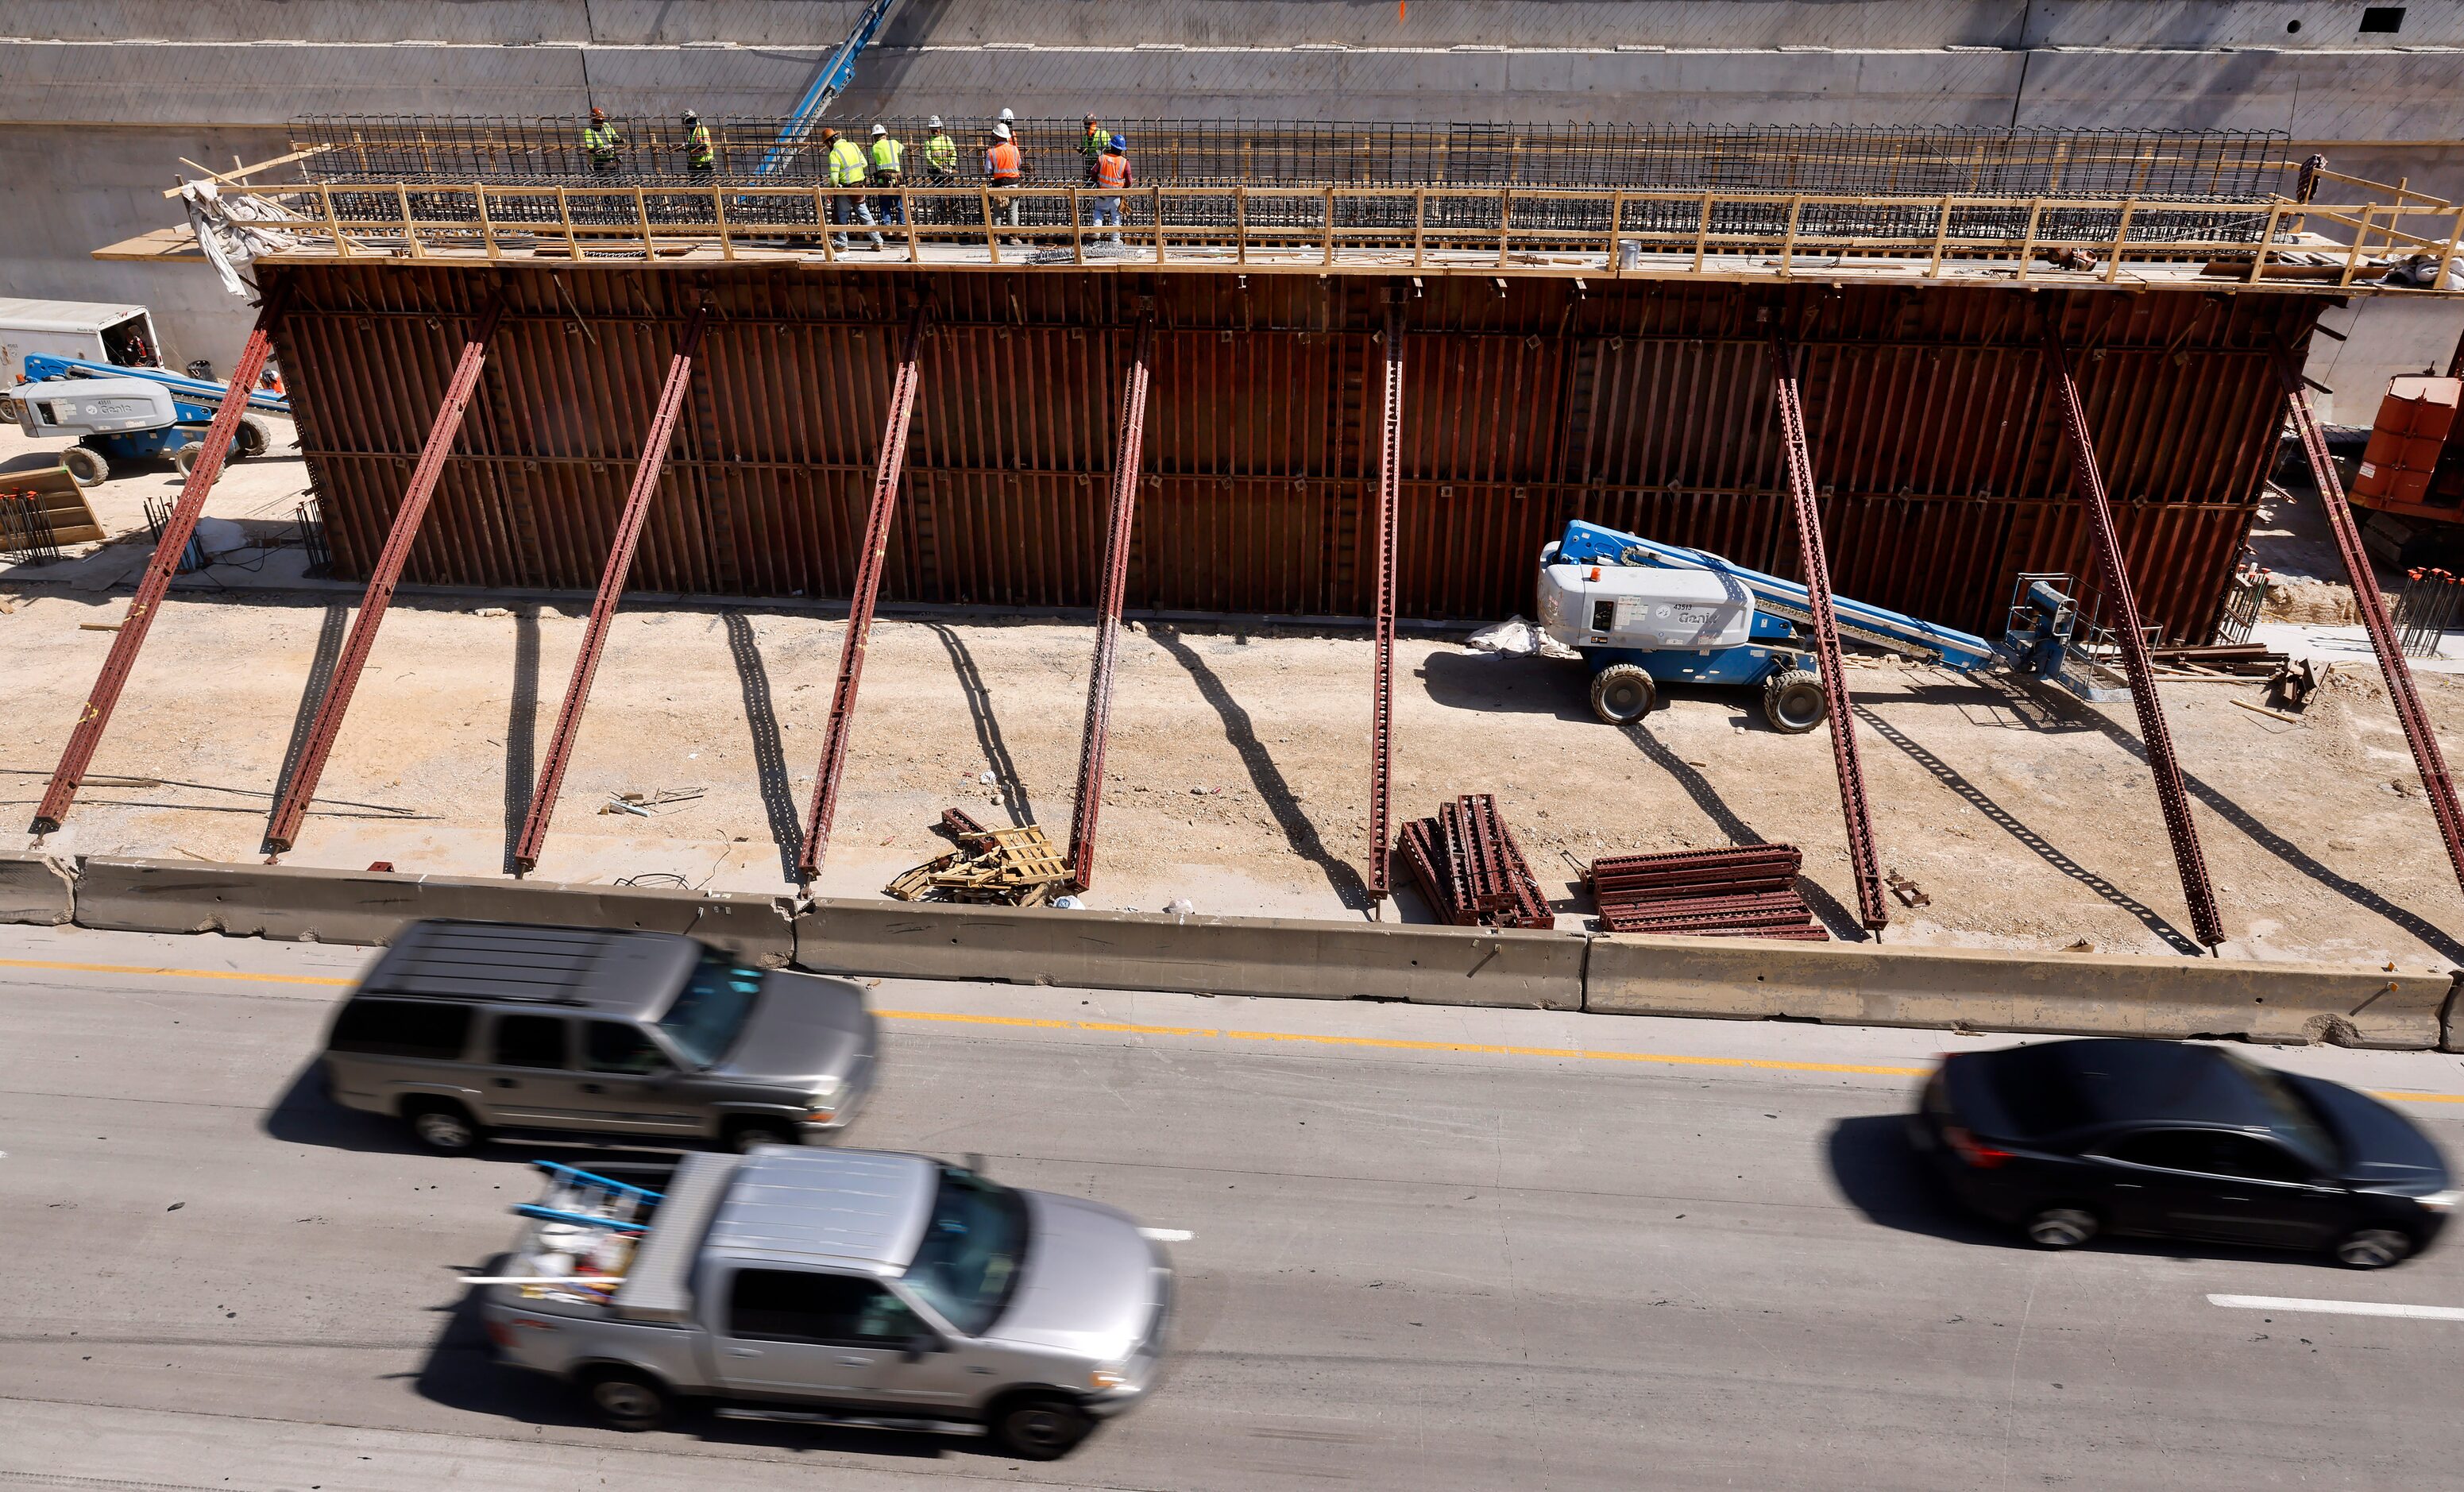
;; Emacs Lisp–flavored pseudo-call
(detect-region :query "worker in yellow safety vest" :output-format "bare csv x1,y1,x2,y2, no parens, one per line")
1089,133,1133,245
822,126,885,250
1079,115,1107,183
921,115,959,224
584,107,624,172
869,122,906,227
683,110,715,173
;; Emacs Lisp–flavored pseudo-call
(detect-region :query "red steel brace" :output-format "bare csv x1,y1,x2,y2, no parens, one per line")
1065,315,1157,890
2274,346,2464,900
797,303,933,886
1766,329,1890,932
33,280,295,834
264,296,508,853
1367,303,1406,898
512,303,711,874
2045,335,2226,948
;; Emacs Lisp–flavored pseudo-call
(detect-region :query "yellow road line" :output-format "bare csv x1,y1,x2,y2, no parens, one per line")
6,954,2461,1104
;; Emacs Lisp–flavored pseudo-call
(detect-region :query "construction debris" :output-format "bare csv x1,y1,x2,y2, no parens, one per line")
1396,794,1556,930
1585,845,1829,940
2146,643,2291,677
886,810,1073,906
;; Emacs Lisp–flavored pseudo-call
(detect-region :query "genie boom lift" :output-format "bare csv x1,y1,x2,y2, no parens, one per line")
1538,520,2070,730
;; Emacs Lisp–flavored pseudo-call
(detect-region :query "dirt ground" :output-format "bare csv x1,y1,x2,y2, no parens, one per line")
6,423,2462,972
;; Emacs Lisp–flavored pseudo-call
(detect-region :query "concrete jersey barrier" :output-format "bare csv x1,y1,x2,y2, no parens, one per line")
795,897,1585,1009
67,857,797,966
1586,933,2455,1050
6,854,2455,1048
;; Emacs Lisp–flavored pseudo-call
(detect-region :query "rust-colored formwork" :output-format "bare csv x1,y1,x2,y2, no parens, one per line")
798,303,933,887
1064,315,1157,891
1366,300,1406,900
2044,333,2226,948
34,283,293,835
265,295,507,854
1767,327,1889,933
264,266,2308,643
512,303,711,874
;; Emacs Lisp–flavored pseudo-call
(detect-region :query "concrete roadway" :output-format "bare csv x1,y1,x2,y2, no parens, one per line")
2,926,2462,1491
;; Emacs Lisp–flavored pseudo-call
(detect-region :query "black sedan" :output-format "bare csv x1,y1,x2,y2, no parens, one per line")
1909,1038,2455,1268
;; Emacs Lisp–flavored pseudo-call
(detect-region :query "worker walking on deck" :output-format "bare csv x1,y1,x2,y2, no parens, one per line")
823,126,884,250
985,122,1025,242
584,107,624,173
869,122,906,227
921,116,959,223
683,110,715,174
1089,133,1132,245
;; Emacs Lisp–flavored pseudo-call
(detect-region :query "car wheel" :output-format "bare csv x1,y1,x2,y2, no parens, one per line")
404,1100,481,1154
581,1368,673,1432
2334,1227,2414,1270
60,444,110,487
2024,1206,2099,1250
728,1121,797,1154
1762,668,1827,733
1588,663,1656,726
990,1393,1093,1461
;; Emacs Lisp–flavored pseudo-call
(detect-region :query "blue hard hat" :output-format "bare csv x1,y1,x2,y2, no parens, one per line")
1110,133,1126,149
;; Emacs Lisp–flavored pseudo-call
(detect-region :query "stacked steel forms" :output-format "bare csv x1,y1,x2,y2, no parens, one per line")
1398,794,1556,930
1587,846,1829,941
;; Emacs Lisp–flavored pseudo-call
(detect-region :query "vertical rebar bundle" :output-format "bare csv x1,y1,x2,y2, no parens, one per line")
2396,569,2464,659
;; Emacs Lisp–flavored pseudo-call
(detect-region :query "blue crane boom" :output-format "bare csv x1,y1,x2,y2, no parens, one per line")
758,0,907,177
18,354,290,416
1549,518,1999,672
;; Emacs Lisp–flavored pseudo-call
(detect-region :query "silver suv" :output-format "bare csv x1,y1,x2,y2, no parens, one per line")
483,1146,1172,1459
320,920,877,1153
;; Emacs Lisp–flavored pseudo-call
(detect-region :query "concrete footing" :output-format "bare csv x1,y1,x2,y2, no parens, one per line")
6,854,2456,1050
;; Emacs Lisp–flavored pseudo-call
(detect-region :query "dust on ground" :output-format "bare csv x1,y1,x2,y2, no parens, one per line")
6,423,2462,971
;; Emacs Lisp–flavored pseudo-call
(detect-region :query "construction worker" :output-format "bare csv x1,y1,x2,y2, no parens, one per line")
584,107,624,173
869,122,905,226
822,126,883,250
921,115,960,224
1089,133,1132,245
682,110,715,174
984,121,1025,242
1079,114,1107,183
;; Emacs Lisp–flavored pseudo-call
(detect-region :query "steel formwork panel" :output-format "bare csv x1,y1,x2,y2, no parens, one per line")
265,265,2315,642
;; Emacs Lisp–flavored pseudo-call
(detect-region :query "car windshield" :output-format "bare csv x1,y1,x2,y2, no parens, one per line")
2222,1051,2338,1166
656,954,762,1068
902,1166,1031,1338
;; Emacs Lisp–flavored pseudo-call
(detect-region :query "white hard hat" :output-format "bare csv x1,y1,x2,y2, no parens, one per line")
993,122,1011,140
998,107,1015,123
929,115,944,129
871,122,887,136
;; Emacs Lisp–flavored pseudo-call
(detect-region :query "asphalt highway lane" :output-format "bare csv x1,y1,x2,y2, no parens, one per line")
2,925,2462,1490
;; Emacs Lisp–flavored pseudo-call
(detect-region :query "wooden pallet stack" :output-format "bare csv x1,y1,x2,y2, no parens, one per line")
1396,794,1556,930
1586,845,1828,940
884,809,1075,906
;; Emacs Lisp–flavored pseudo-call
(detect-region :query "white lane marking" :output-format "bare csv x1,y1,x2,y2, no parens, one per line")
1139,1227,1195,1243
2208,1293,2464,1321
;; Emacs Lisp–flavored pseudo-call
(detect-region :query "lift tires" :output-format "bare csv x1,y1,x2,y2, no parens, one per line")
234,415,274,459
1762,669,1827,734
60,444,110,487
172,444,214,484
1589,664,1658,726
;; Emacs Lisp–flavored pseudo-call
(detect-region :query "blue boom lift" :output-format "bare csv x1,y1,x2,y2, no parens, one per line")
8,353,290,485
1535,519,2076,730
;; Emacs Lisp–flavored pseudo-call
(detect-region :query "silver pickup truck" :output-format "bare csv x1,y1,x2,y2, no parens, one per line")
479,1147,1172,1460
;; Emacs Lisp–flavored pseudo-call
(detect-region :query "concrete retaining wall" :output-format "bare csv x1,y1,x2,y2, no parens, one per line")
796,898,1585,1008
64,857,797,966
5,854,2454,1048
1587,933,2452,1050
